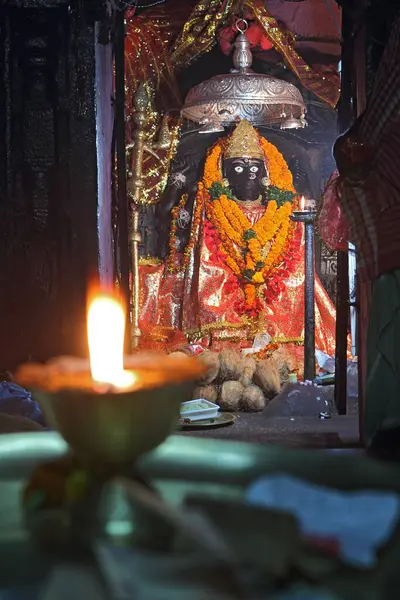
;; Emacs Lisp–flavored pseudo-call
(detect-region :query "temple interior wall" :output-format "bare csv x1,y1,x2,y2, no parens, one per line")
0,3,110,370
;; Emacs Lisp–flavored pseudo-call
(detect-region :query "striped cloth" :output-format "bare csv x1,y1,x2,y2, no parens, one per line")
334,12,400,282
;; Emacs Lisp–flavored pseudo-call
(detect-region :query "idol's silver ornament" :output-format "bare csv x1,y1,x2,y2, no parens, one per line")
182,20,307,131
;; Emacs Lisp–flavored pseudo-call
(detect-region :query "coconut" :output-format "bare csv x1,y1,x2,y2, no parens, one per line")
270,346,298,384
254,360,281,399
240,385,265,412
192,385,218,404
239,356,257,387
197,351,220,384
218,380,244,411
276,361,290,384
219,348,243,381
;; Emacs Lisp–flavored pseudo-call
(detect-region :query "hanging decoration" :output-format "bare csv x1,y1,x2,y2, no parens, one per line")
125,2,191,110
170,0,235,69
125,3,192,206
318,170,350,252
245,1,340,108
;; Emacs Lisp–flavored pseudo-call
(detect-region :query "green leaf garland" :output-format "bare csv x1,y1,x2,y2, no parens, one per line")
265,186,296,207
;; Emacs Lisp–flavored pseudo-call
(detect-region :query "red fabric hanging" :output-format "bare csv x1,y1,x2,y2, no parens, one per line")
318,170,349,252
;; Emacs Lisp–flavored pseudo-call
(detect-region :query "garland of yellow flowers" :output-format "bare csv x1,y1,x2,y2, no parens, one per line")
167,132,297,310
203,135,296,307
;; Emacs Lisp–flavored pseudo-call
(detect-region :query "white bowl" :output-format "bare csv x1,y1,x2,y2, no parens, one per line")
180,399,220,422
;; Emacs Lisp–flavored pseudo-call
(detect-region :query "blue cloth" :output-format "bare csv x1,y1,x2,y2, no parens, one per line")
0,382,45,426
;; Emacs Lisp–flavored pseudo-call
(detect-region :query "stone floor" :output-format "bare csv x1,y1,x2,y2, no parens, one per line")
179,383,360,449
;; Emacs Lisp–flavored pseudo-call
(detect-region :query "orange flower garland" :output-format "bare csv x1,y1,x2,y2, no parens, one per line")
167,128,298,313
206,196,292,284
203,135,295,192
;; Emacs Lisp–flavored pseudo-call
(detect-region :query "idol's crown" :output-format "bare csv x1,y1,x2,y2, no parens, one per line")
225,120,264,160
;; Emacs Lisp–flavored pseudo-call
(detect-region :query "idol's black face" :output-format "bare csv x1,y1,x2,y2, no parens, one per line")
224,158,266,202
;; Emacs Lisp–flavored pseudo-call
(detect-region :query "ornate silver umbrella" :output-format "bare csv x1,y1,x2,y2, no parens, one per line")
181,20,307,133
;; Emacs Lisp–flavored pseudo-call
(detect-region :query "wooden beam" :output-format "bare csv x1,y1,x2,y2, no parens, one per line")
334,8,356,415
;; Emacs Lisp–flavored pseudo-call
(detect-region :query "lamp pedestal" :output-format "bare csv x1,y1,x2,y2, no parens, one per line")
290,210,317,381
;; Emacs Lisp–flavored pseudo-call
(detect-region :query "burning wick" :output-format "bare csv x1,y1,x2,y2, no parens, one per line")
87,295,135,389
298,196,316,212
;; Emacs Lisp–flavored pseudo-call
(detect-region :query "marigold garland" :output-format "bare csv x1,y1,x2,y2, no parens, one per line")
167,128,299,314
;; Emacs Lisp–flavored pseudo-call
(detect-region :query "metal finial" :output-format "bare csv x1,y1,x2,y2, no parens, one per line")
232,19,252,72
134,82,149,112
153,114,172,150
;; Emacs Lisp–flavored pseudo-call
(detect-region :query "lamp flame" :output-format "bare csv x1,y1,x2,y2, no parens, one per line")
299,196,305,211
87,294,135,389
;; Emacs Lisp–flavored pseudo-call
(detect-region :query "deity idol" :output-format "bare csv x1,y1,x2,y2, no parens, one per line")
139,120,336,372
